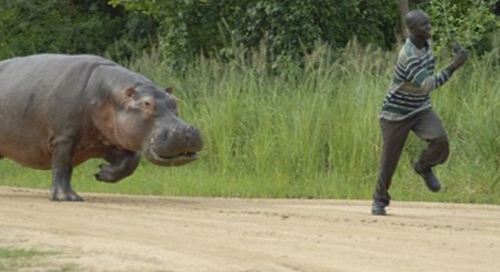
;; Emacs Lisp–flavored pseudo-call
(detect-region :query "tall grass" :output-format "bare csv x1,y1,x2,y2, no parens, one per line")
1,42,499,204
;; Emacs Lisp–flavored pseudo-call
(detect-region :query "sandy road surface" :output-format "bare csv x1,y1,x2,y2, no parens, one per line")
0,186,499,272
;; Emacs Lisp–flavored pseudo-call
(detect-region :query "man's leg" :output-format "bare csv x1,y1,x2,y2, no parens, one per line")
373,118,412,215
412,109,449,192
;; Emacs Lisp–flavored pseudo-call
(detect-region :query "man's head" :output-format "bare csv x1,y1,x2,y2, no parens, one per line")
405,10,431,41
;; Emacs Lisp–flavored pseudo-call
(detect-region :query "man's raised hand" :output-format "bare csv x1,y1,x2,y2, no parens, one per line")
451,43,469,71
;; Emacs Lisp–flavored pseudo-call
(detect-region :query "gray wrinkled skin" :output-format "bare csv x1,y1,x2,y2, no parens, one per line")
0,54,203,201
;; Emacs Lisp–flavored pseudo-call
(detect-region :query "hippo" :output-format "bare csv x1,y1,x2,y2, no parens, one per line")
0,54,203,201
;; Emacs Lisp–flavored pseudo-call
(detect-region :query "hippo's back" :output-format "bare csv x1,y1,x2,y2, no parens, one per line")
0,54,115,168
0,54,114,90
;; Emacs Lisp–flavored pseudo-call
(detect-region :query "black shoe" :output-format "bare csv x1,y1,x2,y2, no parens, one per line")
414,162,441,192
371,203,387,216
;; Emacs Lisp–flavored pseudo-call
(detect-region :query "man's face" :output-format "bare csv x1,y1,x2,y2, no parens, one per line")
410,14,432,40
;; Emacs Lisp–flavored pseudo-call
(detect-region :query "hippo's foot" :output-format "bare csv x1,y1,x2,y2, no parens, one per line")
95,163,125,183
50,187,83,201
94,151,139,183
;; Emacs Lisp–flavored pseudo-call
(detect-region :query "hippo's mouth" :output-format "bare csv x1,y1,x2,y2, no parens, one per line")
145,146,199,166
159,151,198,161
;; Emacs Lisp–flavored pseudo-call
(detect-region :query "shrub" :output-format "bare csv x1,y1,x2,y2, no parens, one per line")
0,0,157,60
415,0,498,55
110,0,399,71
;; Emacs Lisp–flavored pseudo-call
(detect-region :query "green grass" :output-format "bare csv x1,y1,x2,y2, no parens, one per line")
0,246,77,272
1,42,499,204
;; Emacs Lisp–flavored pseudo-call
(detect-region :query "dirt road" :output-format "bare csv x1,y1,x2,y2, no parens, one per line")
1,186,499,272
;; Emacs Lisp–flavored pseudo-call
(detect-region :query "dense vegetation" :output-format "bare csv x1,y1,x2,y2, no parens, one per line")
108,0,401,70
0,1,499,203
0,0,157,60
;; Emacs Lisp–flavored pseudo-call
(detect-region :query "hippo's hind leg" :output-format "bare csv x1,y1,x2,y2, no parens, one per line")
95,149,140,183
50,137,83,201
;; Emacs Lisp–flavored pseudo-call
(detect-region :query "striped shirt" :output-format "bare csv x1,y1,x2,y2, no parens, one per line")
380,39,451,121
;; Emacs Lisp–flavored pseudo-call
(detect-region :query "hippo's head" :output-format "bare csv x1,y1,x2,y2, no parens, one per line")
95,84,203,166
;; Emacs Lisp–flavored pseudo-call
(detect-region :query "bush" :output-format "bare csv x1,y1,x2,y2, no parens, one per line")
0,0,157,60
414,0,498,55
110,0,400,71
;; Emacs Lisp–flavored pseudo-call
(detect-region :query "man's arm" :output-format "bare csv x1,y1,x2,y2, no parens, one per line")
408,46,469,93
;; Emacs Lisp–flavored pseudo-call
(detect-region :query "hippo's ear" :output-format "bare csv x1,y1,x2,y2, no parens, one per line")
165,86,175,94
124,86,136,98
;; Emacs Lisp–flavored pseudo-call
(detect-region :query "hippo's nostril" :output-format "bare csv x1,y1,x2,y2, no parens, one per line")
159,130,171,141
185,126,197,137
152,125,202,152
188,126,199,136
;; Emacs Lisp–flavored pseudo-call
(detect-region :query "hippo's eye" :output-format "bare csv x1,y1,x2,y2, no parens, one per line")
142,99,155,109
140,98,156,115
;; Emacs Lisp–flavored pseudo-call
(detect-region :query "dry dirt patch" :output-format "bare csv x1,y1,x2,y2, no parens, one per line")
1,186,499,272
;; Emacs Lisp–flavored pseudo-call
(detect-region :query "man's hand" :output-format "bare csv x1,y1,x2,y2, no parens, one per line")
446,43,469,75
451,43,469,70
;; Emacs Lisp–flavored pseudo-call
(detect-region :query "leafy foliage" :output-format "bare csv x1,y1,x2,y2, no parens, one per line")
416,0,498,55
0,0,157,60
109,0,399,70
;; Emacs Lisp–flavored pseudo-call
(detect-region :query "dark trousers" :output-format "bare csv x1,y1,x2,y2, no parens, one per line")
373,109,449,206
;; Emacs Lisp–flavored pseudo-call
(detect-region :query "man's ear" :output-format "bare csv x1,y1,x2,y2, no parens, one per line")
165,86,175,94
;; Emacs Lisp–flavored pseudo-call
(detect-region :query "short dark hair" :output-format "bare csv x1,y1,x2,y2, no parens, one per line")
405,10,428,29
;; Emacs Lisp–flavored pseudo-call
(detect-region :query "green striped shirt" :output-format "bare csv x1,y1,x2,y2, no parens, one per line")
380,39,451,121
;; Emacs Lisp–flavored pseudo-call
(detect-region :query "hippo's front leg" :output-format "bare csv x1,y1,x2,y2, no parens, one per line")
95,149,140,183
50,138,83,201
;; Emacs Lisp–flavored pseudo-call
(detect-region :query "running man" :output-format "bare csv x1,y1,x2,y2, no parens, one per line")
372,10,469,215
